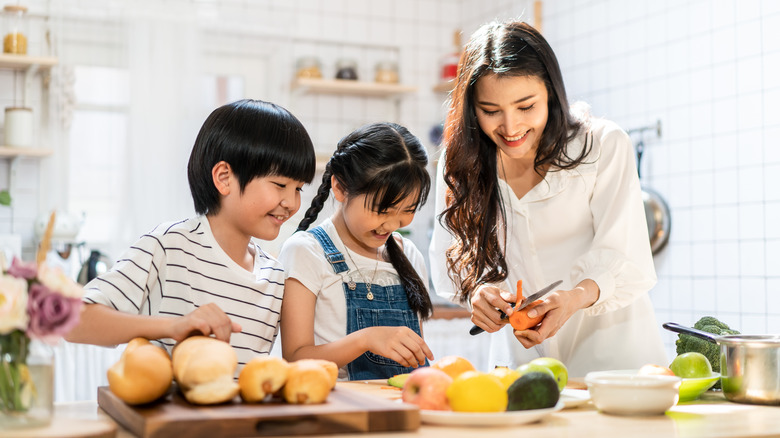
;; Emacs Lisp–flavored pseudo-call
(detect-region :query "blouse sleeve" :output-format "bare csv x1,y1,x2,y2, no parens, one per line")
572,124,657,316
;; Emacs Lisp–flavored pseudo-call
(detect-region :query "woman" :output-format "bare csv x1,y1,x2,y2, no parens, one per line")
428,20,667,377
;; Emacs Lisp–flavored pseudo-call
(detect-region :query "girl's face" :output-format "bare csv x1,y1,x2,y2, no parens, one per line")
473,73,549,160
332,179,418,255
225,174,304,241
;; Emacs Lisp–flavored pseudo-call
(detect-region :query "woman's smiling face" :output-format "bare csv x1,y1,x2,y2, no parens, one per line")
474,73,549,160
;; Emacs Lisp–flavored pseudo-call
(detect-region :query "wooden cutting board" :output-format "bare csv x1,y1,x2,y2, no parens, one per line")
97,385,419,437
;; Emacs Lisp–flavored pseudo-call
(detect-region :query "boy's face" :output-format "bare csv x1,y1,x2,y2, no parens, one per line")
224,174,304,241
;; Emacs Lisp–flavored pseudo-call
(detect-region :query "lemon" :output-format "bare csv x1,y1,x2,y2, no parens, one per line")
489,367,521,391
446,371,507,412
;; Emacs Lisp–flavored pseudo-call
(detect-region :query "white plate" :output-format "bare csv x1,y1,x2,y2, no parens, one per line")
560,388,591,408
420,401,564,426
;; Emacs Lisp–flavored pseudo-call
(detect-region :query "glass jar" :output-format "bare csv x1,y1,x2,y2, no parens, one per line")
295,56,322,79
335,58,358,80
4,107,33,147
3,4,28,55
0,334,54,429
374,61,399,84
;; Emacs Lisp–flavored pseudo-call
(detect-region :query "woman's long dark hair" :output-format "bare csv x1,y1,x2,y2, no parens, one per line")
441,21,590,303
297,123,433,320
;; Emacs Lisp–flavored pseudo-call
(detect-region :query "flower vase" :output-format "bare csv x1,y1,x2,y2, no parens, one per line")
0,331,54,429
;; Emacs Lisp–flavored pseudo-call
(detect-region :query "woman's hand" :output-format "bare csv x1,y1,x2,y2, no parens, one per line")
512,280,599,348
362,326,434,368
470,284,516,333
169,303,242,343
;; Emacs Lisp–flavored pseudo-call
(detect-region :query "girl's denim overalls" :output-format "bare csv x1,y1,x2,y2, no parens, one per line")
309,226,426,380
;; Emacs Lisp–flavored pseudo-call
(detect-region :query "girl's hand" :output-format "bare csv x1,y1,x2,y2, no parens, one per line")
513,280,599,348
363,326,434,368
469,284,516,333
169,303,242,343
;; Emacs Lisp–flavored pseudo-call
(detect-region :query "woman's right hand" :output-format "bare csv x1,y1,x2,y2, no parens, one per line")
169,303,242,343
363,326,434,368
470,284,516,333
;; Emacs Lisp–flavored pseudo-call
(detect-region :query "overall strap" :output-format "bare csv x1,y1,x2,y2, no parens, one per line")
307,226,349,274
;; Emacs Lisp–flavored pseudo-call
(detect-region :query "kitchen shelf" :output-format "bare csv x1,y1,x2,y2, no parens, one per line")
0,146,53,157
0,53,58,71
433,80,456,93
291,78,417,97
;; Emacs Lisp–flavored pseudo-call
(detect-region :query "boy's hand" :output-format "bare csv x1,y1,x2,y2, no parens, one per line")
170,303,242,342
363,326,434,368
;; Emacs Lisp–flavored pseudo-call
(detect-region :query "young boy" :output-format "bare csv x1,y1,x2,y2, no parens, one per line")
65,99,316,367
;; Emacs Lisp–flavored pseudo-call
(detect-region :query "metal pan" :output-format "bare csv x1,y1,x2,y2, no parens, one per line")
663,322,780,405
635,138,670,255
643,186,670,254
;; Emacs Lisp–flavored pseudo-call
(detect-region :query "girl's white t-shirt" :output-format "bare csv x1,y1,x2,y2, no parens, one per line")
278,218,429,374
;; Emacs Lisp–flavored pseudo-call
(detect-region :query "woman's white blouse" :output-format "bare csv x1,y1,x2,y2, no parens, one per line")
428,117,668,377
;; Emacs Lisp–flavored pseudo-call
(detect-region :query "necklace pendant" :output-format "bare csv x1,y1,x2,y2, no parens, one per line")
347,277,357,290
366,290,374,300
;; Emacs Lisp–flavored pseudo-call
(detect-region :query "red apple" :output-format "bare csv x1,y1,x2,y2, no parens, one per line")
401,367,453,411
638,364,675,376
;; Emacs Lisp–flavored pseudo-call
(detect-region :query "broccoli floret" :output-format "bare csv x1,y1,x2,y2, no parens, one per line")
693,316,732,331
675,316,740,390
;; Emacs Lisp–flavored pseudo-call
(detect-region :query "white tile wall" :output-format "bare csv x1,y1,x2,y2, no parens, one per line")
545,0,780,360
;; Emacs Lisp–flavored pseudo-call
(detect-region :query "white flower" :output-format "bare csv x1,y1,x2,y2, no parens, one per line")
0,274,29,334
37,264,84,299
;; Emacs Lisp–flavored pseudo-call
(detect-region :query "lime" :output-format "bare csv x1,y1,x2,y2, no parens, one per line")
516,363,555,380
387,373,410,388
529,357,568,392
670,352,712,378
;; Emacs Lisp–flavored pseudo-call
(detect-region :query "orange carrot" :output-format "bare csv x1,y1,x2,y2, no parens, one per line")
508,280,543,330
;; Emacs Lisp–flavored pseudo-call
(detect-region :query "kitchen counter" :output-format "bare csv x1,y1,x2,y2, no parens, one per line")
4,380,780,438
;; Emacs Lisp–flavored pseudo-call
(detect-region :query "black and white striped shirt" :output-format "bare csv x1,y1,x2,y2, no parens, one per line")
82,216,284,368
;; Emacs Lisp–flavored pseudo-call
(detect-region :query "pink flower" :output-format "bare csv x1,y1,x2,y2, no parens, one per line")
7,257,38,280
26,282,83,344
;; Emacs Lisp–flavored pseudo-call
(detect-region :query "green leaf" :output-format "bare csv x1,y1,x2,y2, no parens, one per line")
0,190,11,206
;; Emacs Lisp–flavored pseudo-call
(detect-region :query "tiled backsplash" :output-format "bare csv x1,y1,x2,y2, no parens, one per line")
544,0,780,358
4,1,778,385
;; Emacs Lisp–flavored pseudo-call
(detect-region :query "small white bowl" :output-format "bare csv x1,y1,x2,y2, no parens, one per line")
585,370,681,416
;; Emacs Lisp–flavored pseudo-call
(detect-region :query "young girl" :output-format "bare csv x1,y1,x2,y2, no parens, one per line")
279,122,434,381
66,99,316,369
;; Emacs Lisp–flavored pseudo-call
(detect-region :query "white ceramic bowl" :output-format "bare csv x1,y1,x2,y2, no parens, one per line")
585,370,681,416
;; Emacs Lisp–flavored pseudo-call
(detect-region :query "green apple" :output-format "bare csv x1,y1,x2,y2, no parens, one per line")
529,357,568,392
670,352,712,378
516,363,555,380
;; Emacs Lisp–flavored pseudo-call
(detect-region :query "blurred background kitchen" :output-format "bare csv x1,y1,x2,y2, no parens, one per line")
1,0,778,401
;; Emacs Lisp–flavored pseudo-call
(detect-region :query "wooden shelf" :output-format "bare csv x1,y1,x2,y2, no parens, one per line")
433,80,456,93
291,78,417,97
431,305,471,320
0,53,58,71
0,146,53,157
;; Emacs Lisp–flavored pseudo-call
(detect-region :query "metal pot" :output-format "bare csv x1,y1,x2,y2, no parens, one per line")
663,322,780,405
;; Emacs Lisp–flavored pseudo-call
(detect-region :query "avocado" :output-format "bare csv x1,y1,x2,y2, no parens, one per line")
506,372,560,411
387,373,411,388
